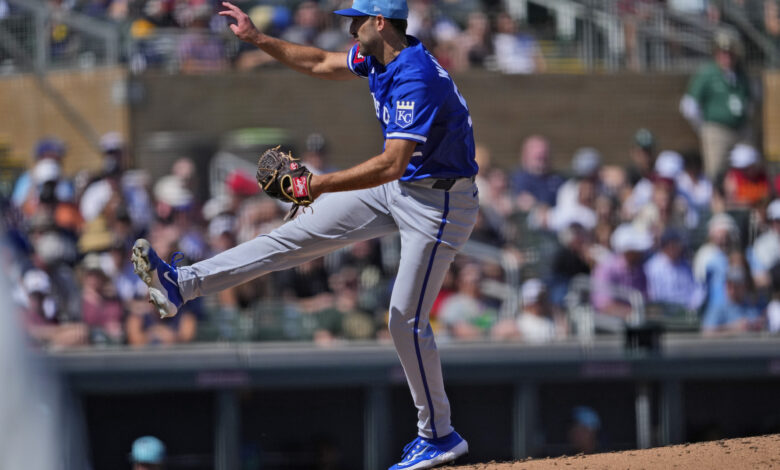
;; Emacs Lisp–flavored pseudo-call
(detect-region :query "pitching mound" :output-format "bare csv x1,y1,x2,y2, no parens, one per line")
444,434,780,469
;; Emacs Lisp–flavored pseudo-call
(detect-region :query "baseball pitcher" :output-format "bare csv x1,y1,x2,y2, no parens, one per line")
132,0,478,467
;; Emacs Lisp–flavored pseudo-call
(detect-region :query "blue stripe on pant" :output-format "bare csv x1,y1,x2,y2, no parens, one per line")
411,192,450,439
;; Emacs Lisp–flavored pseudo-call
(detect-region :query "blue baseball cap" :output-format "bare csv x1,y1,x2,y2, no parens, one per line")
334,0,408,19
34,137,66,160
131,436,166,464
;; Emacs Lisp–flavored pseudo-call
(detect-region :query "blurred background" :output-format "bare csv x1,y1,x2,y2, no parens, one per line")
2,0,780,469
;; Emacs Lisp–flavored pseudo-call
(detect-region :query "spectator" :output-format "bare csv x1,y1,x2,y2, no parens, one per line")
557,147,603,209
624,149,684,218
439,263,497,340
80,253,124,345
680,27,752,180
541,147,602,233
676,150,713,211
748,199,780,288
510,135,563,211
125,287,201,346
279,257,333,312
311,266,376,344
176,2,228,73
12,137,73,217
475,149,513,242
452,11,492,71
130,435,166,470
79,132,126,223
618,1,659,71
694,213,740,320
644,229,704,311
20,268,87,348
632,174,699,238
702,266,764,336
567,406,601,455
591,224,651,318
26,212,81,319
767,263,780,334
723,143,770,208
281,1,322,46
301,132,338,175
625,128,657,187
548,222,594,307
492,278,565,343
492,12,545,74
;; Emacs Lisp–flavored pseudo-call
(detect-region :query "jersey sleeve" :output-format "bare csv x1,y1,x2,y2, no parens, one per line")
385,77,440,144
347,44,369,78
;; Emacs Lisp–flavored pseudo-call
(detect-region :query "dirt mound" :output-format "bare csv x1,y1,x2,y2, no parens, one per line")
444,434,780,469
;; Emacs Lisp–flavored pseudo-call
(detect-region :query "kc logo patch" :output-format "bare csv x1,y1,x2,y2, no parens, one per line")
395,100,415,128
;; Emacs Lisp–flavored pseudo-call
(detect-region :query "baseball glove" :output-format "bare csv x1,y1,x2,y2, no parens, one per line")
256,146,314,220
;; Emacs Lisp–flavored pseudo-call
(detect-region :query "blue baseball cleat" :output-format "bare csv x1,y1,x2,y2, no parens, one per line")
131,239,183,319
389,431,468,470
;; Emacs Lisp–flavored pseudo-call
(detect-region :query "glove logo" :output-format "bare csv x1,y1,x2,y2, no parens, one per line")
290,162,299,170
292,176,309,198
396,101,415,128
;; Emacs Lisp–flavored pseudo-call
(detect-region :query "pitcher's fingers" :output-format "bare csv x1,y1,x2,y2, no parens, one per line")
217,10,237,18
221,1,241,13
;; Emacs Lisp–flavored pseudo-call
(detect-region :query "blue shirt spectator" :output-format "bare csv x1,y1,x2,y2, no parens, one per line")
693,214,740,320
702,267,764,335
510,135,563,209
644,229,704,310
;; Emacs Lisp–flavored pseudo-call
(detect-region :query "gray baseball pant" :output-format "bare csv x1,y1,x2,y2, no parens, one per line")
176,178,478,439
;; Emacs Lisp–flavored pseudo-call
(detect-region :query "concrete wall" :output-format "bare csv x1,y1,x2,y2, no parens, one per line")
765,70,780,161
131,70,701,174
0,66,128,175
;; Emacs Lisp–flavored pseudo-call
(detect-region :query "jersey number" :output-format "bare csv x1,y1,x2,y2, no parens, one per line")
425,51,473,127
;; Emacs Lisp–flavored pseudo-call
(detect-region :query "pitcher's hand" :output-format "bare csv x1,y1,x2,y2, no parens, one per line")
219,2,261,44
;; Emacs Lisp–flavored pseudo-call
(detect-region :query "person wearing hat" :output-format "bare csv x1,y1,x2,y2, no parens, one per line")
79,253,124,345
748,199,780,288
556,147,603,209
530,147,601,233
701,265,763,336
130,435,166,470
139,2,479,466
675,149,713,211
680,26,752,181
590,224,651,318
623,149,683,217
632,159,700,238
491,278,564,343
693,213,740,320
567,406,601,455
11,136,74,217
626,128,656,187
301,132,338,175
644,229,704,312
722,143,769,208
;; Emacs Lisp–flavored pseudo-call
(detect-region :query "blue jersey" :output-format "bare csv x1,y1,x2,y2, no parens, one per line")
347,37,478,181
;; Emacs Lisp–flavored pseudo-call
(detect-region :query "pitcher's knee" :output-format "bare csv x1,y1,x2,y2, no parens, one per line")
388,307,432,340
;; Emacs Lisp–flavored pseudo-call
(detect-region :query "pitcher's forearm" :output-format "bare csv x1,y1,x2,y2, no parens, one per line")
250,32,330,77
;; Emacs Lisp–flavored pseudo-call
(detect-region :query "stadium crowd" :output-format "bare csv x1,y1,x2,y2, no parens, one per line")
4,119,780,349
2,0,779,349
7,0,778,74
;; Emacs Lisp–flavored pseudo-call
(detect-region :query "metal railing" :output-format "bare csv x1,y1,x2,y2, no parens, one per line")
566,274,647,342
510,0,778,72
2,0,119,74
127,28,238,75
